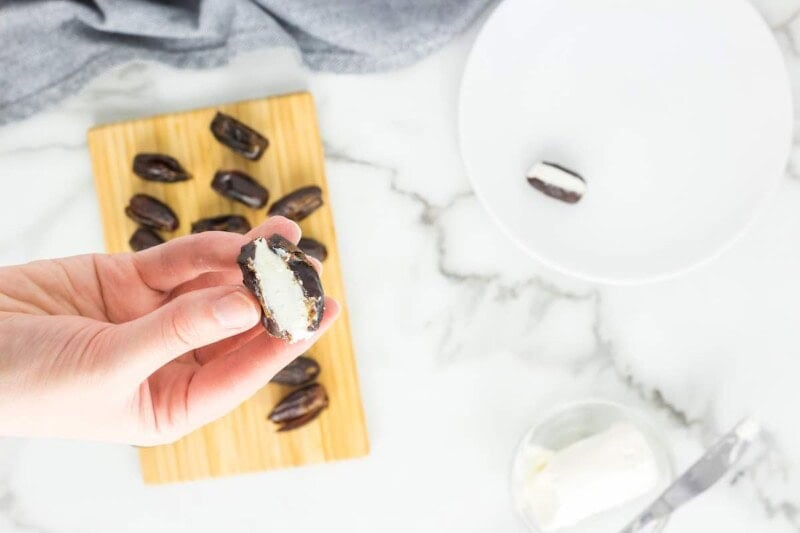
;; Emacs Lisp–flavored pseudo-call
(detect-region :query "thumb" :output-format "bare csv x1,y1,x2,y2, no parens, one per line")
114,285,261,376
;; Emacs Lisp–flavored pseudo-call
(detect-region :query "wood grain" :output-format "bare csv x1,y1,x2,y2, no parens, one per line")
87,92,369,484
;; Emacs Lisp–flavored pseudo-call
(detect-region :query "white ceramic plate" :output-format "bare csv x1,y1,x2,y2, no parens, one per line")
459,0,792,284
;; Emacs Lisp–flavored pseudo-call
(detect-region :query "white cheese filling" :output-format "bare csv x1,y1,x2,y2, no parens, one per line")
523,422,659,531
252,238,313,342
526,162,587,196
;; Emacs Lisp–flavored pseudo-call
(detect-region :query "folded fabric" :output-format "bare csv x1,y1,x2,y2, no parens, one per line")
0,0,491,125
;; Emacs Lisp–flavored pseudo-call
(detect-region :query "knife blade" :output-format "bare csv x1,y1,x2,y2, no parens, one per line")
619,417,761,533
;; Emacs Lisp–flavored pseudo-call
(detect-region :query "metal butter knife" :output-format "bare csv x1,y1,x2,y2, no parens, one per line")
619,417,761,533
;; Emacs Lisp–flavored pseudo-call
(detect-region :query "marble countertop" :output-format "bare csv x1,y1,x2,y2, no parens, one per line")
1,1,799,531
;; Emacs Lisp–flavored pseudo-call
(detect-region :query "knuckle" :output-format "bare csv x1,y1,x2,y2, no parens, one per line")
166,306,199,349
188,239,208,271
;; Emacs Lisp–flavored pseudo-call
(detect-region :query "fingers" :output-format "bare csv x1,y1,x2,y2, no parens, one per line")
133,217,301,292
308,256,323,275
193,323,265,365
169,270,243,299
167,227,323,298
110,285,262,377
242,216,301,242
183,297,340,427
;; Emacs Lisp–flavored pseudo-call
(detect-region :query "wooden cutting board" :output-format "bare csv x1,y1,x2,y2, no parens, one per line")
87,92,369,484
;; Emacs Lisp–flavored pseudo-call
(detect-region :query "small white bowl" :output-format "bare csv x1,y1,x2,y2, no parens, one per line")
510,399,675,533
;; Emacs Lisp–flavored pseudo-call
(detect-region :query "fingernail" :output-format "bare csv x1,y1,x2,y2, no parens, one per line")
308,257,323,276
266,216,301,244
213,291,260,329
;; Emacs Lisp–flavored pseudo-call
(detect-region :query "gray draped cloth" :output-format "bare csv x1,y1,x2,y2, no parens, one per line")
0,0,492,125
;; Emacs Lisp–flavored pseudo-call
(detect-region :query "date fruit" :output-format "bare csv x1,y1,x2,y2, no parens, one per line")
191,214,251,234
268,185,323,221
238,234,325,343
526,161,586,204
129,227,164,251
125,194,179,231
132,153,190,183
268,383,328,432
212,170,269,209
210,112,268,160
297,237,328,262
271,355,321,386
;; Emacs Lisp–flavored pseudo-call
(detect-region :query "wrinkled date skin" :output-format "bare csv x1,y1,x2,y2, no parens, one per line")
210,112,268,161
132,153,191,183
268,185,323,221
298,237,328,262
125,194,179,231
129,227,164,251
271,355,321,386
268,383,328,432
191,214,251,234
212,170,269,209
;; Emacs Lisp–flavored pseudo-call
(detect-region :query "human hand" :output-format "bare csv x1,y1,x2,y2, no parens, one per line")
0,217,339,445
